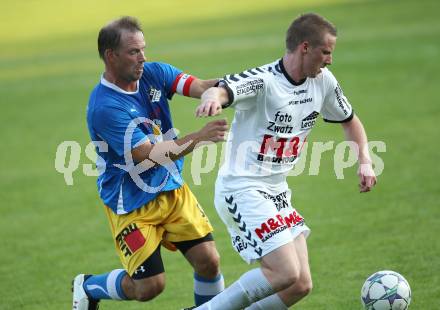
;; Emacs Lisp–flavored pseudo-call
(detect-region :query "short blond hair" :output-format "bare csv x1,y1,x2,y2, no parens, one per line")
286,13,337,52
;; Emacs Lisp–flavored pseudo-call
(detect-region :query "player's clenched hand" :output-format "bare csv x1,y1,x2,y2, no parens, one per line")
197,119,228,143
357,163,377,193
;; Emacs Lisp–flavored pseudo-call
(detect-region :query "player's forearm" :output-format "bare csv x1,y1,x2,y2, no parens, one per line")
152,132,201,162
189,79,221,98
132,119,227,166
133,132,202,168
341,115,372,164
201,87,230,106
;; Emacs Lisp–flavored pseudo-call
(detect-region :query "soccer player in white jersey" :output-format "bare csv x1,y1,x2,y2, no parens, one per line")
191,13,377,310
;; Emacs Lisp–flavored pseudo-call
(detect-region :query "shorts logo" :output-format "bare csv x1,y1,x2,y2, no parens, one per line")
232,236,248,253
257,190,289,211
134,265,146,275
255,211,304,242
301,111,319,130
116,223,146,257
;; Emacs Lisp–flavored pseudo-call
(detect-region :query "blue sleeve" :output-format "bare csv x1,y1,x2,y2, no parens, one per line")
93,105,148,157
155,62,182,99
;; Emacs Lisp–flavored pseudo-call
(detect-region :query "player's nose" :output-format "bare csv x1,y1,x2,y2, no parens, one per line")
138,51,146,62
325,54,333,66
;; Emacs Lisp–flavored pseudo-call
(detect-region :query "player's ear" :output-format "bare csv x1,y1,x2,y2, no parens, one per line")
105,49,116,63
301,41,309,54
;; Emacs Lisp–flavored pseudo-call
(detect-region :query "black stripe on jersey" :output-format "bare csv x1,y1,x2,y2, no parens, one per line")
229,74,239,82
239,72,249,79
255,67,265,73
247,68,257,75
275,63,282,73
323,110,355,123
222,75,231,84
267,66,276,76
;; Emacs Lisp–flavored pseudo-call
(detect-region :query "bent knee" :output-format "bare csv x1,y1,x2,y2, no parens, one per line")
134,278,165,302
280,269,301,289
263,267,300,290
295,279,313,297
195,252,221,278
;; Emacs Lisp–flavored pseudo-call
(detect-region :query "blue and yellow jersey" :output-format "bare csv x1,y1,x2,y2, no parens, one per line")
87,62,185,214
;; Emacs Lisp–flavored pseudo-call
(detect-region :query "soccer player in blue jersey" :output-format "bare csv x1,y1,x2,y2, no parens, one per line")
72,16,228,310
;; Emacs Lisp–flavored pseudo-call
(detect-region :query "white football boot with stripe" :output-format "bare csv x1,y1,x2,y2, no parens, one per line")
72,274,100,310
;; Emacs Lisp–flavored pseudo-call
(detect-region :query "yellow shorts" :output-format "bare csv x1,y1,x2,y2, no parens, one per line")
104,183,213,276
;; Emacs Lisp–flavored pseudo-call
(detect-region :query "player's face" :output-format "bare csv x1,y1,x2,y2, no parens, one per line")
303,33,336,78
113,30,146,82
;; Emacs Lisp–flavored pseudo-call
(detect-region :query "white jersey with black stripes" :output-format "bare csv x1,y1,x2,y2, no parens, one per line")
217,59,353,193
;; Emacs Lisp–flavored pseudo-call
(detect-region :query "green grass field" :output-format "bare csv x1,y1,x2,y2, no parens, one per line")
1,0,439,309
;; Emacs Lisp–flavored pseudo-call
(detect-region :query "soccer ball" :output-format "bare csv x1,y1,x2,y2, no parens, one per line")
361,270,411,310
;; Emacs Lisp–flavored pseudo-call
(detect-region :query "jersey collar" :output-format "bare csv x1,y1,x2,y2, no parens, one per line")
100,75,139,95
278,59,307,86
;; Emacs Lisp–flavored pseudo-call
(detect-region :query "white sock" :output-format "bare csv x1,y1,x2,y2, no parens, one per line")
195,268,273,310
244,293,288,310
194,273,225,305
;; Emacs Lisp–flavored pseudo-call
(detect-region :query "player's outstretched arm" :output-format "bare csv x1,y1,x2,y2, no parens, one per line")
188,79,221,98
131,119,228,167
196,87,230,117
341,115,377,193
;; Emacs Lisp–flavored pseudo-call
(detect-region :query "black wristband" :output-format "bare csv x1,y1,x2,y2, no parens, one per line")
221,85,234,109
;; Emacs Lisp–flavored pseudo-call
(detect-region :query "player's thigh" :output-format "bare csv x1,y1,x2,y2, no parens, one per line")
260,241,300,280
293,233,312,286
276,234,313,305
260,234,311,292
260,234,310,279
104,205,165,277
162,184,213,243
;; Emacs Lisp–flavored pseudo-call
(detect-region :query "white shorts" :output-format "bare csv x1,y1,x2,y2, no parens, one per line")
214,187,311,264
